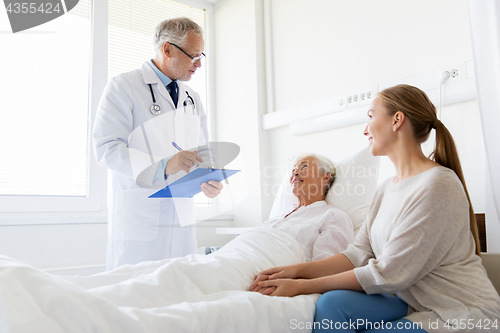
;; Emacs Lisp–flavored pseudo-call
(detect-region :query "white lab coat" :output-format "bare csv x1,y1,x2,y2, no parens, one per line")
93,62,208,270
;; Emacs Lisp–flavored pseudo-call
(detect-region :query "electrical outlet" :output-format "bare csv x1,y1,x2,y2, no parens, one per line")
347,94,359,107
439,63,465,84
347,88,373,107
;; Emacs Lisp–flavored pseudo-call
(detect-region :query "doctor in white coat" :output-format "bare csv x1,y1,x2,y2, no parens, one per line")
93,18,222,270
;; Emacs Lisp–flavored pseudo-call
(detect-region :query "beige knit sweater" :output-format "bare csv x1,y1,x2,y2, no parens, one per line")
343,166,500,333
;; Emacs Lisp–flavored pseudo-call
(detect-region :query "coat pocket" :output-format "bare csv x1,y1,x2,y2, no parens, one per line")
113,187,161,241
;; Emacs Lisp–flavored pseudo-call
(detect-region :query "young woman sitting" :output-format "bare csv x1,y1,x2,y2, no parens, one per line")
251,84,500,332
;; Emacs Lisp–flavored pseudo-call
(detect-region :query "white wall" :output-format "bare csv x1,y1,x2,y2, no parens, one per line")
0,222,107,271
270,0,472,111
213,0,273,226
267,0,484,212
214,0,486,227
0,219,235,272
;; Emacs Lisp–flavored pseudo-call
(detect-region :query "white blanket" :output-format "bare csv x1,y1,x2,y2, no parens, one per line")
0,228,319,333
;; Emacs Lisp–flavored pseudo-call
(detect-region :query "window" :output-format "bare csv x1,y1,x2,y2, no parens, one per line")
0,0,102,214
0,1,91,196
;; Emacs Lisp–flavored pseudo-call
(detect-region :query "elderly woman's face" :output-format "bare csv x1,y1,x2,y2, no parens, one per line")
289,156,328,200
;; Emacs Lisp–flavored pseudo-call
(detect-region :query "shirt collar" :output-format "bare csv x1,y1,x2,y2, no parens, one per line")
148,59,174,87
292,200,326,212
302,200,326,209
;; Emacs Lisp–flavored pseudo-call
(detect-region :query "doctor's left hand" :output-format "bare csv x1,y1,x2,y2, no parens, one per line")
201,180,223,198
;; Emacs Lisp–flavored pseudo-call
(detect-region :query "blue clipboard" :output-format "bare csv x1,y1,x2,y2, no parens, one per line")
149,168,240,198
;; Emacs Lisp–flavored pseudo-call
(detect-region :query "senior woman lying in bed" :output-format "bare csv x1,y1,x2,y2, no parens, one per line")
0,154,353,333
258,154,354,261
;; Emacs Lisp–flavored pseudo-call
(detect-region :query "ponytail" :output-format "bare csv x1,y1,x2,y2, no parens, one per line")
379,84,481,256
431,122,481,256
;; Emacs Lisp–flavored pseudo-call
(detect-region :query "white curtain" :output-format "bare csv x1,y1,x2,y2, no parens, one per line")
468,0,500,251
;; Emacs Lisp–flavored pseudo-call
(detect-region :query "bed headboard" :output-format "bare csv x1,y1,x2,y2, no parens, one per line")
476,213,486,252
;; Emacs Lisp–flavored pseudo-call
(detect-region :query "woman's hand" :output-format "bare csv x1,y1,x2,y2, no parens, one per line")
250,264,300,292
250,273,273,293
257,278,307,297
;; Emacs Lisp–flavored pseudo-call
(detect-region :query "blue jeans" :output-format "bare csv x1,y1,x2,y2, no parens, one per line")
313,290,428,332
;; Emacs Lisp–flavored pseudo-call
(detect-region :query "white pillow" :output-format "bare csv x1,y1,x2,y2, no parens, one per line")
325,148,380,233
269,147,380,234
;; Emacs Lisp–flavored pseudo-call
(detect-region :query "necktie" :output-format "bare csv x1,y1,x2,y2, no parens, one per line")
167,81,178,108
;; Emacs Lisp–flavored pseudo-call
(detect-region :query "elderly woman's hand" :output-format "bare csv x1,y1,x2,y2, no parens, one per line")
256,278,307,297
250,271,278,293
250,274,275,294
250,264,300,292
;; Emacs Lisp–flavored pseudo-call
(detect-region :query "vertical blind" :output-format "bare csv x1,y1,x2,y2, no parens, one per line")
108,0,209,122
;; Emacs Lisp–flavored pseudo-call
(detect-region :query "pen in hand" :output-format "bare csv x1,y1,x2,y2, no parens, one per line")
171,142,203,173
172,142,182,151
171,143,224,191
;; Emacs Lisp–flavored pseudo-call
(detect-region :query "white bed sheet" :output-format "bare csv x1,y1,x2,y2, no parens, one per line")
0,228,319,333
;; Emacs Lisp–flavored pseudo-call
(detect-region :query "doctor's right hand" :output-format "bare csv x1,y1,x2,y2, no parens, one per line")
165,150,204,175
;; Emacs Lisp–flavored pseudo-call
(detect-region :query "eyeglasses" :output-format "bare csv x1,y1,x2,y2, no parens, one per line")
170,43,205,63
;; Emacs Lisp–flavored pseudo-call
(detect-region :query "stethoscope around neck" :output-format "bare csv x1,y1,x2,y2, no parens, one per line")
148,83,196,116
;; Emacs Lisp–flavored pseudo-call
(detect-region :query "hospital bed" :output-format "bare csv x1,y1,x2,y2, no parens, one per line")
0,148,378,333
0,148,496,333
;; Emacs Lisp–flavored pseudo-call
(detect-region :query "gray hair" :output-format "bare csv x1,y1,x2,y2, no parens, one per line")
153,17,203,55
292,154,336,196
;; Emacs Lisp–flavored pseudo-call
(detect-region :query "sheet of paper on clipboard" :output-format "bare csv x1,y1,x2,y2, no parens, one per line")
149,168,240,198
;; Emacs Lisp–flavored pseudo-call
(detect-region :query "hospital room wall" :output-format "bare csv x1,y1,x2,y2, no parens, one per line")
213,0,486,228
0,223,107,273
213,0,273,226
264,0,485,213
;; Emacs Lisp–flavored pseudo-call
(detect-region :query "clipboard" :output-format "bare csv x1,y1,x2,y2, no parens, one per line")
149,168,240,198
